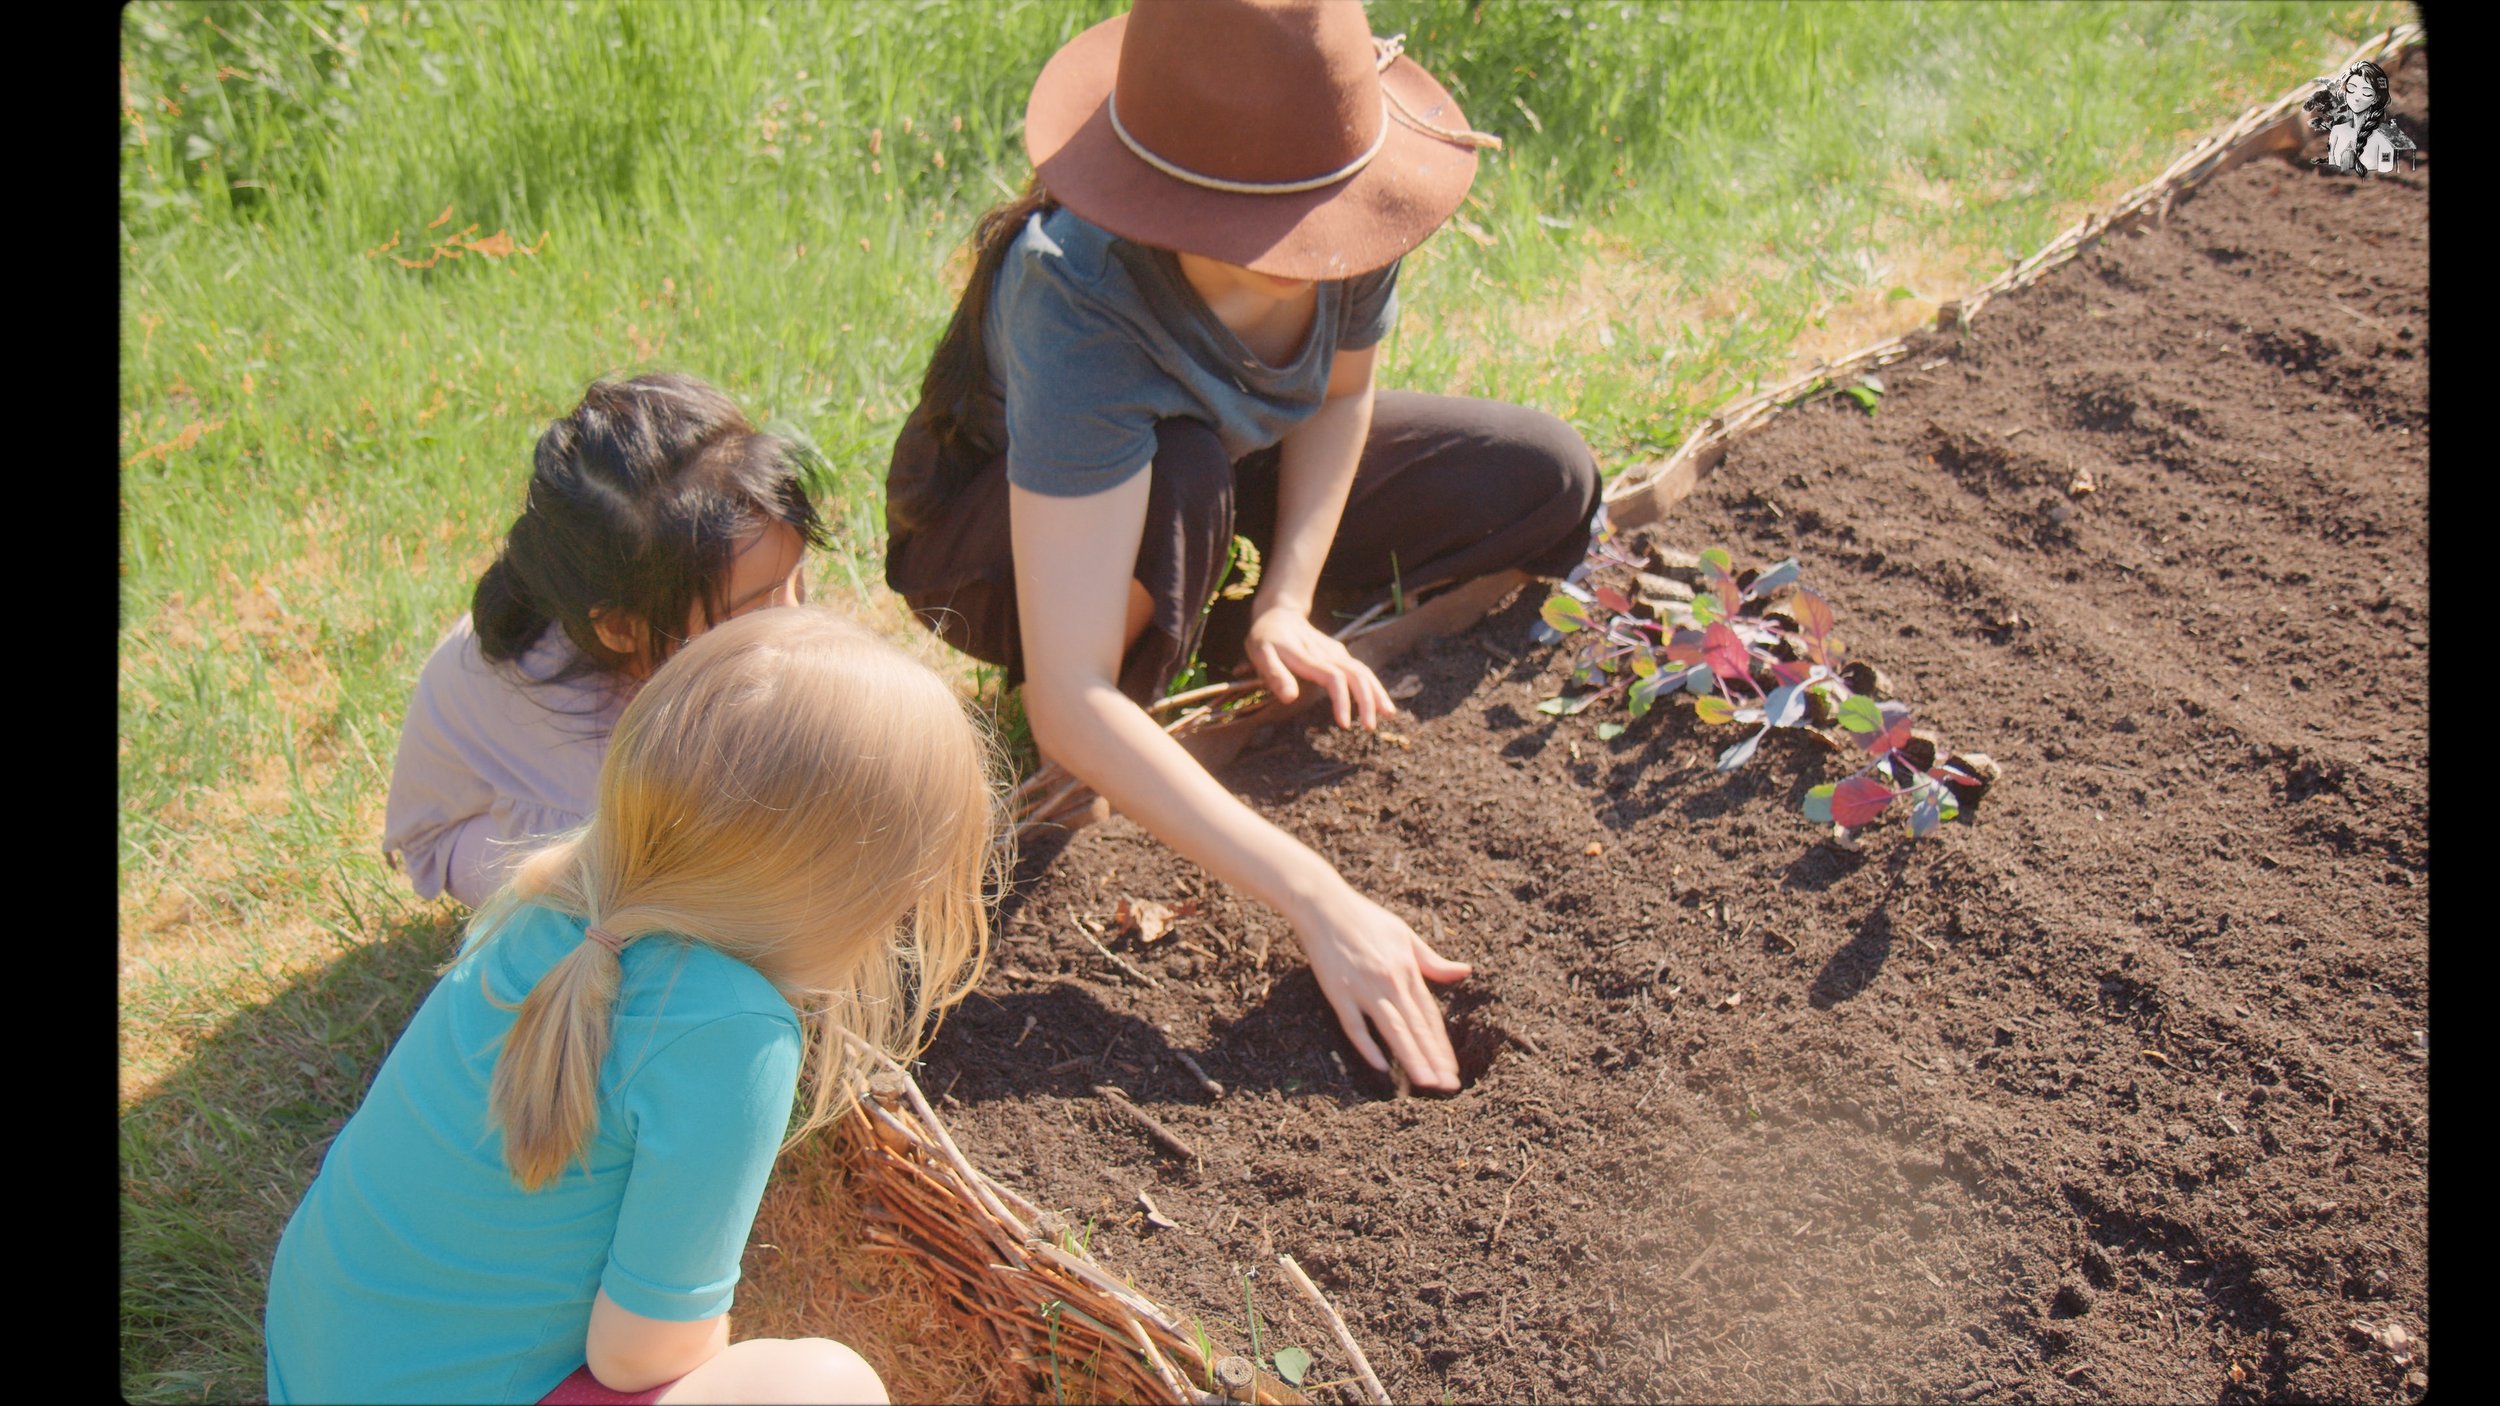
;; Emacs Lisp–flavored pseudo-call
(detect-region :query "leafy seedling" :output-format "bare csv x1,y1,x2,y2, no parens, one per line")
1538,538,1993,841
1844,374,1884,414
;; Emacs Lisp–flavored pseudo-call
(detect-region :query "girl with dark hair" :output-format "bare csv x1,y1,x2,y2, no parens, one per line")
385,373,828,908
885,0,1605,1092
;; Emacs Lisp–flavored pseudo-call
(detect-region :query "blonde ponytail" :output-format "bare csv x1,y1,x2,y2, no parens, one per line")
489,934,626,1191
459,606,1005,1187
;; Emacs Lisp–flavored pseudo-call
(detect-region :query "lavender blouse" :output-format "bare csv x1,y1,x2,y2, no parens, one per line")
382,615,626,908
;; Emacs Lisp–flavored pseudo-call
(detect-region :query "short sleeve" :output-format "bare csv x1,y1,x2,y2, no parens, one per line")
1339,258,1403,351
995,250,1166,499
600,1012,804,1322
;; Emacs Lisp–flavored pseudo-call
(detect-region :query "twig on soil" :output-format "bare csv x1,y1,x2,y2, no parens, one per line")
1500,1025,1545,1058
1093,1084,1203,1163
1677,1241,1717,1284
1277,1253,1393,1406
1634,1065,1673,1112
1487,1147,1536,1250
2327,297,2386,330
1335,599,1392,637
1175,1051,1227,1101
1075,919,1160,988
1150,679,1265,716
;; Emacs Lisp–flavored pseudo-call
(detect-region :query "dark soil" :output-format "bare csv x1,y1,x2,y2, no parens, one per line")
919,59,2430,1404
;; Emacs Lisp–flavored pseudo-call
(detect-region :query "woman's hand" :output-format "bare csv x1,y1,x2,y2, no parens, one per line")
1244,605,1398,730
1291,882,1473,1090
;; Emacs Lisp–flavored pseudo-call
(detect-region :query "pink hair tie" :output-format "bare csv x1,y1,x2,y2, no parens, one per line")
584,925,627,956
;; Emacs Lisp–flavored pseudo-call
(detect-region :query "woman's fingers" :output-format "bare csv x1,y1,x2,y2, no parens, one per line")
1322,662,1355,728
1327,993,1390,1074
1412,930,1474,985
1251,641,1299,703
1372,991,1458,1090
1360,663,1394,727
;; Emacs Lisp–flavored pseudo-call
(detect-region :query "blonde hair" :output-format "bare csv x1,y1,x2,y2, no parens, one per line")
464,605,1004,1191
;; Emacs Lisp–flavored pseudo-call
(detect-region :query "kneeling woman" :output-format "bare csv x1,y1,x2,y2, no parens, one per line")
886,0,1600,1090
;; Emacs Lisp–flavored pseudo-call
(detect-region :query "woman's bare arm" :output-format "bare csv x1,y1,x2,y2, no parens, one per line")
1011,387,1470,1088
1238,344,1400,728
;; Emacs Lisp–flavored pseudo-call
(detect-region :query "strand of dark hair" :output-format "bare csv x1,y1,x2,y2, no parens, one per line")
912,178,1058,463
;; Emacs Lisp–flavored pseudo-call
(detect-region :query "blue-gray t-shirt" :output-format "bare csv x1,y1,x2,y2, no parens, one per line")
263,902,804,1403
979,206,1401,498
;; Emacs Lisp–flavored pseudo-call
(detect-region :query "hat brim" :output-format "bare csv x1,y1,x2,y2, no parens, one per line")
1024,12,1480,280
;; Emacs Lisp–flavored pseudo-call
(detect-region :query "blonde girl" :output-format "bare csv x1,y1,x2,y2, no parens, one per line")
268,607,999,1404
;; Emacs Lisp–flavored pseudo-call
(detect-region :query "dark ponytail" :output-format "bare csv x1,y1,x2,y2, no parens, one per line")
891,179,1059,527
474,373,830,683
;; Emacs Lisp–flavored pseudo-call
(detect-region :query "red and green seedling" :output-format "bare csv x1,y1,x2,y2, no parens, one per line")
1536,537,1994,840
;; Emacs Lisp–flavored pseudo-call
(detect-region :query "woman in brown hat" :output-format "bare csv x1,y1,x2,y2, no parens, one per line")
885,0,1601,1091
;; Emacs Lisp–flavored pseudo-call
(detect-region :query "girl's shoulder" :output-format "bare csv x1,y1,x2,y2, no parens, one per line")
1011,204,1122,283
411,614,622,734
456,903,799,1034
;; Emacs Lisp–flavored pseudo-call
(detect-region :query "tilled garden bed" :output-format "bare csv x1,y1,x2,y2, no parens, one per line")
914,58,2429,1404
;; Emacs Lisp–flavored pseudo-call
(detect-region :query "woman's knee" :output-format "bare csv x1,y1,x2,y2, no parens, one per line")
1493,405,1601,515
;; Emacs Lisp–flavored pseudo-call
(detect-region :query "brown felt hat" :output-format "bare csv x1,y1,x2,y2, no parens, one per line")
1023,0,1497,280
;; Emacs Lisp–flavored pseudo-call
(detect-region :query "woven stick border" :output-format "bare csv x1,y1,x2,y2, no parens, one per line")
839,1035,1312,1404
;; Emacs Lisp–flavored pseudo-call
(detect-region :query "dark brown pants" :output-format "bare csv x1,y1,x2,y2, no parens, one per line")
886,391,1601,704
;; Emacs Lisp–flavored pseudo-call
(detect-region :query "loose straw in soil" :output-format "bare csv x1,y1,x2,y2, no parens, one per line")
887,24,2427,1400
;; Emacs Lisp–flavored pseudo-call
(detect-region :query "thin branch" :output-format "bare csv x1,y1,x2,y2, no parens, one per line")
1277,1253,1391,1406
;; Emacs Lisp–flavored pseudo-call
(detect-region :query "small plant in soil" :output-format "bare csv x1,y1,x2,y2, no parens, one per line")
1534,511,1995,839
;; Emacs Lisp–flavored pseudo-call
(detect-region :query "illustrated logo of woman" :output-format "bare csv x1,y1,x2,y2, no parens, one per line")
2304,60,2418,176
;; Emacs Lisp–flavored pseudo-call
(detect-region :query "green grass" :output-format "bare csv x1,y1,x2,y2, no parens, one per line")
119,2,2410,1399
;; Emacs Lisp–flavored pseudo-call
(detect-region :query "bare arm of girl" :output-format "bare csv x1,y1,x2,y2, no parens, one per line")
1012,434,1471,1091
1239,344,1400,729
586,1291,729,1391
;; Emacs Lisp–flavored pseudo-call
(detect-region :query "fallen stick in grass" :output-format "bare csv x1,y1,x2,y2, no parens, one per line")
1276,1253,1391,1406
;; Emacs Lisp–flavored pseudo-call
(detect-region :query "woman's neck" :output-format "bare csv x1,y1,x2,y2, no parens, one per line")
1174,251,1321,367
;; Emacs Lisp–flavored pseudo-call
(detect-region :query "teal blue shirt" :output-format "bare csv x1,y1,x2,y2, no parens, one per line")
264,903,805,1403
